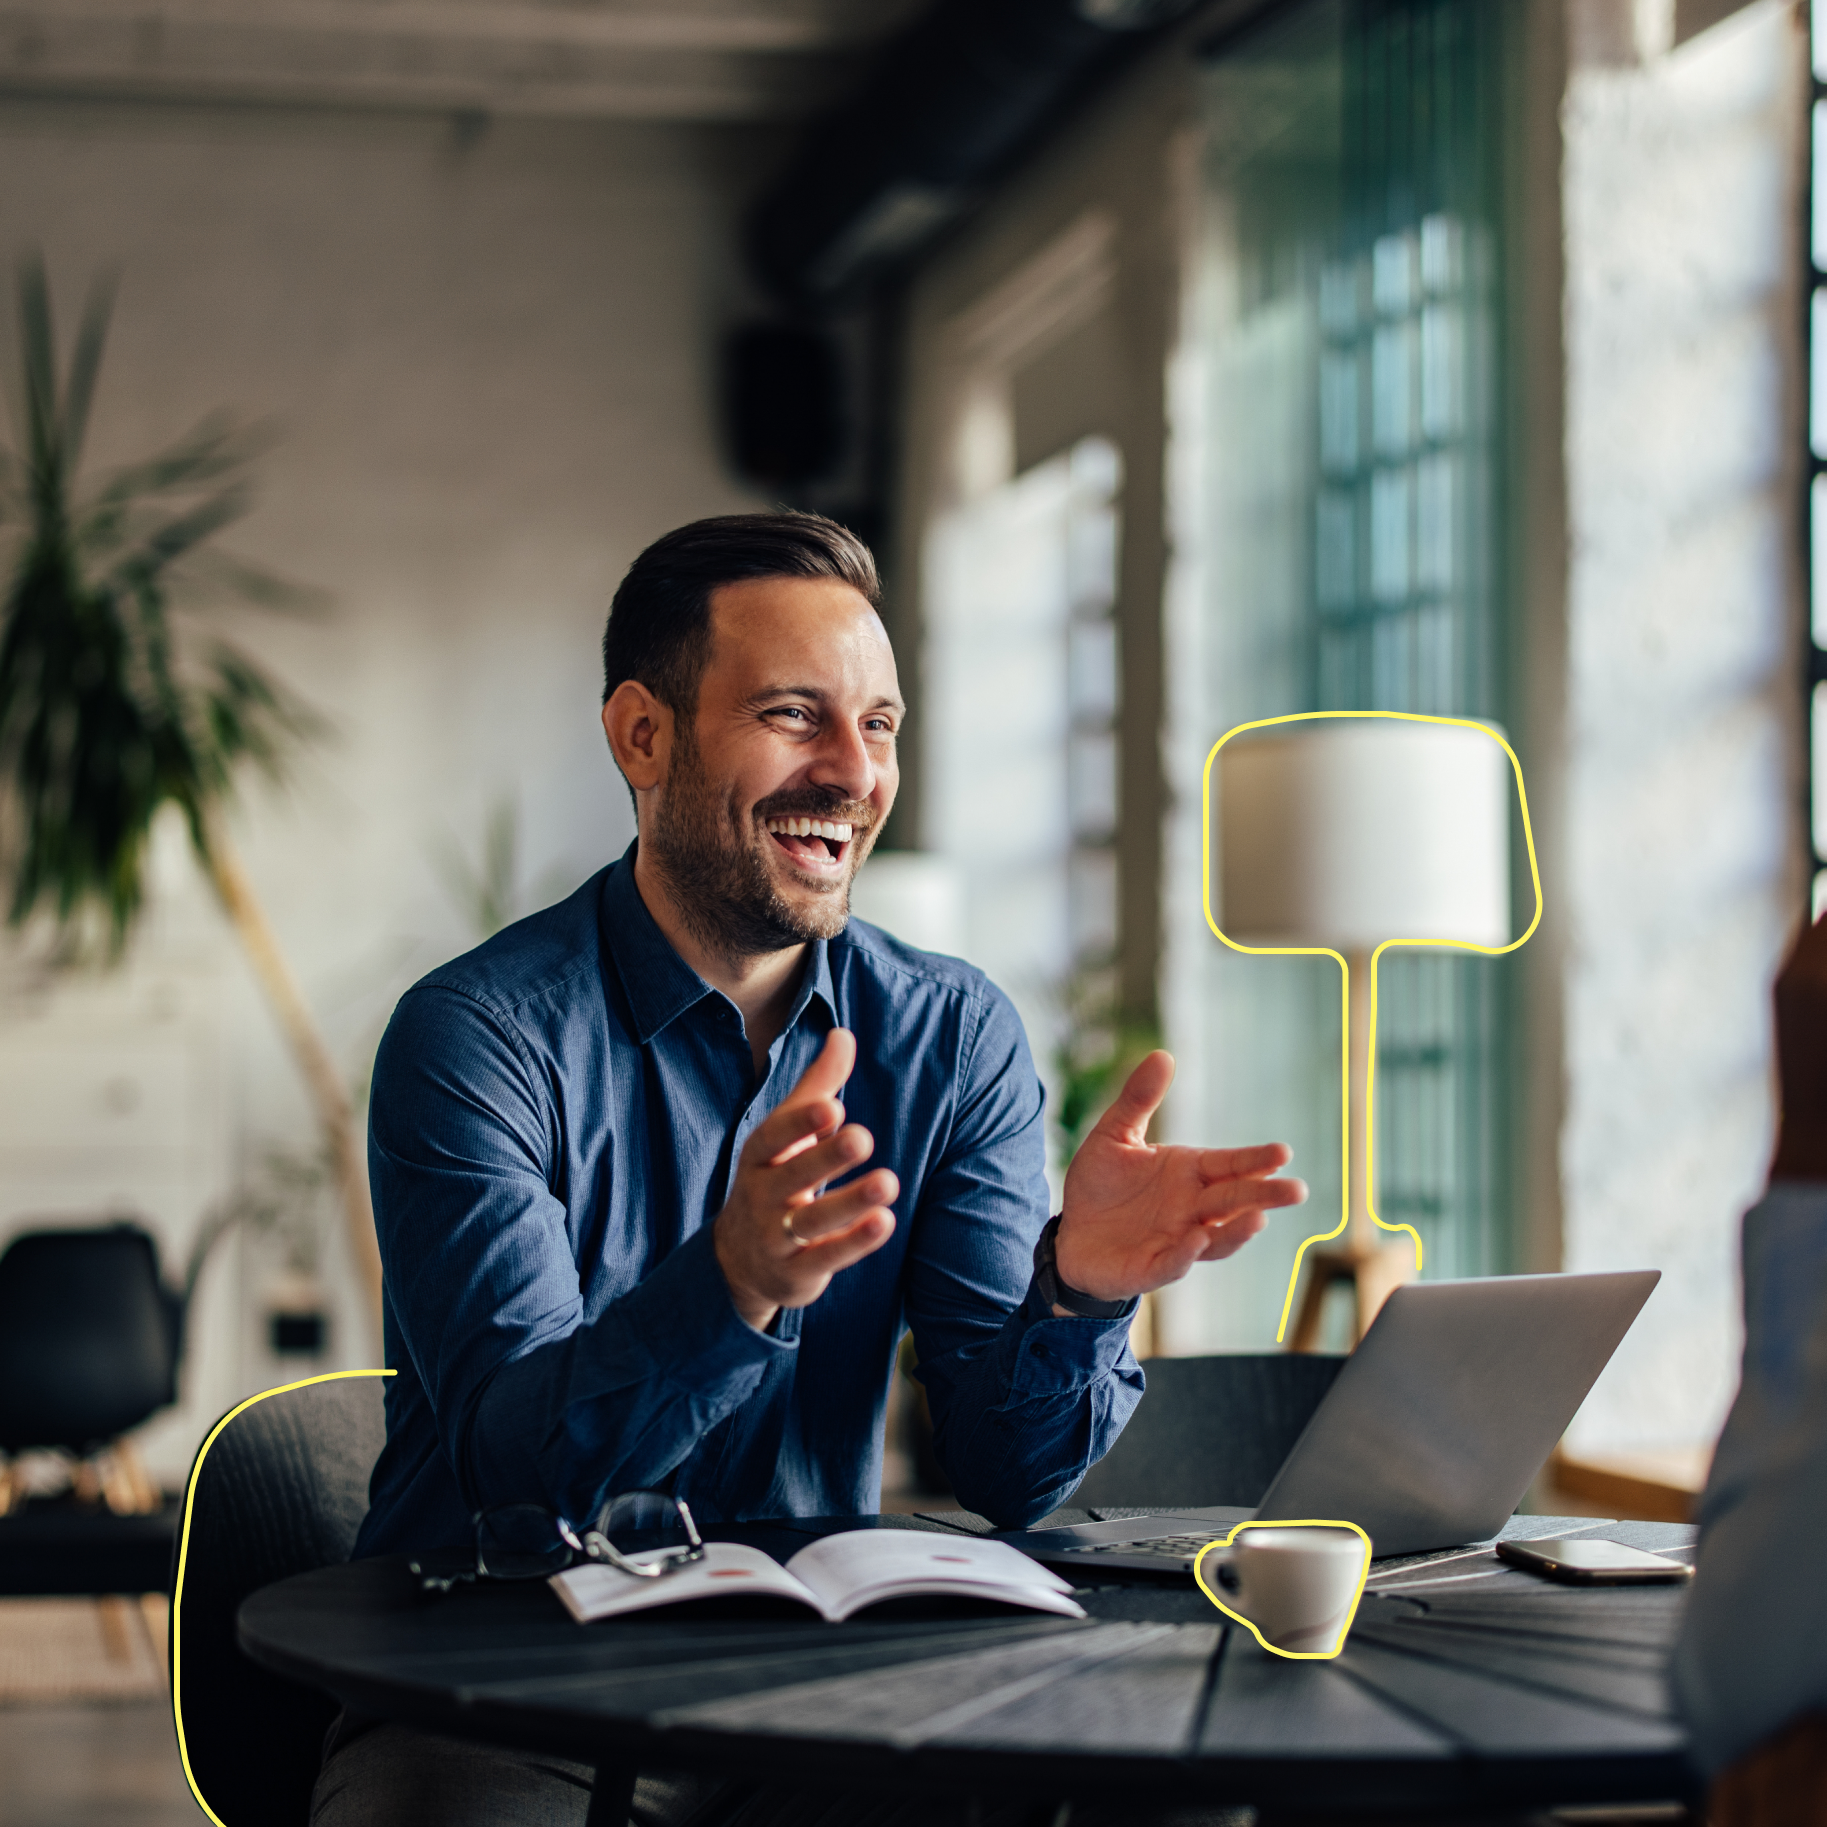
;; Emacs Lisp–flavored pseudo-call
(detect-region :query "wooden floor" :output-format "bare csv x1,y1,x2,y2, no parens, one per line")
0,1702,204,1827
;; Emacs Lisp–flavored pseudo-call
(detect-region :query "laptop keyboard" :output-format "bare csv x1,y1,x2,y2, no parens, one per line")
1062,1532,1225,1564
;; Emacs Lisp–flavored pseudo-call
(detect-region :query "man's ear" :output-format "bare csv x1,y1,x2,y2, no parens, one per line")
602,681,672,792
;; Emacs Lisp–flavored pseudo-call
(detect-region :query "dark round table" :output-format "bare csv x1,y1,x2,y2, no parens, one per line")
238,1515,1700,1822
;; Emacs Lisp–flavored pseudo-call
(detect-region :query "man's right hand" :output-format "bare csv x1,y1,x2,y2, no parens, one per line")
713,1027,899,1332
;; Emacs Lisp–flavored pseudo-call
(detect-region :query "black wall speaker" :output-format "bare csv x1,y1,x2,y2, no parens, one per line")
722,321,846,487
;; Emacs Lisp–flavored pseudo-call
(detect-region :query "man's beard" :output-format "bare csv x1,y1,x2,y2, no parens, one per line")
643,727,877,963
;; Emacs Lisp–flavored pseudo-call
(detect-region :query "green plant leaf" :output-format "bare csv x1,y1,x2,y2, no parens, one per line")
1051,959,1162,1161
58,269,117,480
0,254,319,956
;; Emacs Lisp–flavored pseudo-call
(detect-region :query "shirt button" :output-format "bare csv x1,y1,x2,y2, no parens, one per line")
1031,1342,1050,1360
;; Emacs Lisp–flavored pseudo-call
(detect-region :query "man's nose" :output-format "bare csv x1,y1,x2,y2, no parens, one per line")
807,719,877,803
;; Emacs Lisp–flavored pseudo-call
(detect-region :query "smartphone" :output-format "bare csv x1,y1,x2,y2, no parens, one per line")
1495,1537,1693,1585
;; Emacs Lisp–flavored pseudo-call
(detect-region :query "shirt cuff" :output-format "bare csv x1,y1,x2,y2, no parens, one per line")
613,1221,798,1398
1000,1275,1138,1394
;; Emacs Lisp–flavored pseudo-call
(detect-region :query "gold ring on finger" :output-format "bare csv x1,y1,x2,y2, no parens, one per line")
783,1213,809,1248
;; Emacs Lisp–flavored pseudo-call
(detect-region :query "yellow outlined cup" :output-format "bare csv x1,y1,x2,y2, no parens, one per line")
1192,1518,1373,1660
170,1366,395,1827
1201,712,1543,1342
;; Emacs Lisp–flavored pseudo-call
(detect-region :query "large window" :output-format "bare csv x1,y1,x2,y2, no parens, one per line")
1165,0,1513,1348
925,437,1122,1194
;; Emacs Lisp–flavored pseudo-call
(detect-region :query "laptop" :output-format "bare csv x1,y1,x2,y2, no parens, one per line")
998,1269,1659,1571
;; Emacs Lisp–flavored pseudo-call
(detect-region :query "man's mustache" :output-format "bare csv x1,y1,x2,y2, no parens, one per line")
753,791,875,832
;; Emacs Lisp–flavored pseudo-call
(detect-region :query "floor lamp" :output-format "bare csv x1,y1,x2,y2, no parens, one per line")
1217,720,1511,1350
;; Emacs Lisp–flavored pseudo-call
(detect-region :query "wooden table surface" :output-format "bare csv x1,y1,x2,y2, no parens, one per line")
237,1509,1700,1817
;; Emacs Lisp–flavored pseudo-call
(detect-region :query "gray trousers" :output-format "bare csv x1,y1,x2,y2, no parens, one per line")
308,1722,709,1827
308,1718,1254,1827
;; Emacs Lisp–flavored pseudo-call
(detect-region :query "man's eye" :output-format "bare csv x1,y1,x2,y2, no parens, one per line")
771,707,810,723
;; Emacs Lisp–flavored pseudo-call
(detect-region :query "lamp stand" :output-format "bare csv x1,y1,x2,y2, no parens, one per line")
1287,946,1417,1351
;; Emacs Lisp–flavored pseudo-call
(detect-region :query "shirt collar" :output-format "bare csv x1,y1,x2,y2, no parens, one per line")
600,841,838,1046
782,928,839,1047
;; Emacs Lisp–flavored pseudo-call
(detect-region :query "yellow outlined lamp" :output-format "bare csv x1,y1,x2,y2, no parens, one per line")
1202,713,1542,1345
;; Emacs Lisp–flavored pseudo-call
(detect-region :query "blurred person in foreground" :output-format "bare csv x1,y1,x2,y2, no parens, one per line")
311,512,1307,1827
1672,910,1827,1823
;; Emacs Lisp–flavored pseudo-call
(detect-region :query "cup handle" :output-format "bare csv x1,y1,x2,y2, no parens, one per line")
1205,1546,1241,1595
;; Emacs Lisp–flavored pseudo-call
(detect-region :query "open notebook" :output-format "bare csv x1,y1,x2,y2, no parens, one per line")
550,1530,1086,1625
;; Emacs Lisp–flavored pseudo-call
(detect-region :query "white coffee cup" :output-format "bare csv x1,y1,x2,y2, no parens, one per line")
1205,1525,1368,1654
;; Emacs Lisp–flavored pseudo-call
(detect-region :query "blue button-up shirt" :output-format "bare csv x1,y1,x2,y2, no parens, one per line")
355,846,1143,1556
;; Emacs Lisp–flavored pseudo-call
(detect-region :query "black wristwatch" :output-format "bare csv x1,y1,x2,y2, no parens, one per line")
1032,1215,1135,1320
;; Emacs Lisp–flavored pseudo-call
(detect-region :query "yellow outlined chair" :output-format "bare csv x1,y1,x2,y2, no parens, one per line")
1069,1353,1346,1511
171,1372,386,1826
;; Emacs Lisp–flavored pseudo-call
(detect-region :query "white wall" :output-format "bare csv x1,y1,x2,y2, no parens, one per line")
1560,0,1806,1454
0,99,763,1481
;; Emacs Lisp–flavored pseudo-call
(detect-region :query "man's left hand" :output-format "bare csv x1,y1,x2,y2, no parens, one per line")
1053,1050,1307,1303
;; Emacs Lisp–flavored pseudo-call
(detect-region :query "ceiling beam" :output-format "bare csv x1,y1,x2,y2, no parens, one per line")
0,0,925,118
1,0,916,53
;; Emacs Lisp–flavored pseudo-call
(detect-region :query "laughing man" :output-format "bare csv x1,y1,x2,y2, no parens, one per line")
317,511,1306,1827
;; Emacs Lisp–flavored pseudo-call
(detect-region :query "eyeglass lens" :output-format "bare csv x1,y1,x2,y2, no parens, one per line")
582,1490,703,1578
463,1491,702,1586
475,1503,581,1580
598,1490,694,1551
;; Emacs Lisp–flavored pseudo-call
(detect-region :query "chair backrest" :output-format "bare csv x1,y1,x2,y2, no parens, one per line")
173,1373,387,1827
0,1223,181,1454
1070,1352,1348,1510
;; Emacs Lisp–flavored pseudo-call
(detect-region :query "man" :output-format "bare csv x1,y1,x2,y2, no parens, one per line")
1671,910,1827,1823
315,512,1305,1826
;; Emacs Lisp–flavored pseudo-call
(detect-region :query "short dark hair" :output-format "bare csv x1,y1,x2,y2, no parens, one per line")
601,511,881,715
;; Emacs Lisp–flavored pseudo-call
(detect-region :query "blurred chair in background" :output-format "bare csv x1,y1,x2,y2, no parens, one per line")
1069,1352,1345,1510
173,1372,385,1827
0,1222,183,1518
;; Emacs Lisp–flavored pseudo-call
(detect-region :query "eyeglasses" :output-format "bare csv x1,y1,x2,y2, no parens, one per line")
409,1489,704,1594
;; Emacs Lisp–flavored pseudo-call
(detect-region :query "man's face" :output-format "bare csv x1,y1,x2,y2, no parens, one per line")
643,575,902,959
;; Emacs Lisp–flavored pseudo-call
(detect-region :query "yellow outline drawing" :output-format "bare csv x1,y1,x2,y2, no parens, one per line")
170,1366,395,1827
1201,711,1542,1342
1192,1518,1373,1659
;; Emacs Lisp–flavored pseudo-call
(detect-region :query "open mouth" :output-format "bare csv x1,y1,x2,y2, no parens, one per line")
763,815,854,874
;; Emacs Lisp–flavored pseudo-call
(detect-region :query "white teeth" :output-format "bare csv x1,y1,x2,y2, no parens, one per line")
764,816,854,844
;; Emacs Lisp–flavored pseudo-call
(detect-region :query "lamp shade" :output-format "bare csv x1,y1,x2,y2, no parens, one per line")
1217,722,1511,950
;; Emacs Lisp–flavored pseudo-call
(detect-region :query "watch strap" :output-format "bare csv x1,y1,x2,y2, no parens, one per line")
1032,1215,1135,1320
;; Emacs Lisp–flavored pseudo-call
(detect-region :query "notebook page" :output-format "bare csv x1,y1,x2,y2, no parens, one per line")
551,1542,826,1622
783,1531,1085,1623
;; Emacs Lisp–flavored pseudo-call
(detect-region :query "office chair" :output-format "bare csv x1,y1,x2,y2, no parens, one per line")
172,1372,387,1827
1069,1352,1347,1510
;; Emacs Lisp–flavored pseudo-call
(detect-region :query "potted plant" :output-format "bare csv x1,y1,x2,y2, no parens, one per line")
0,256,381,1319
